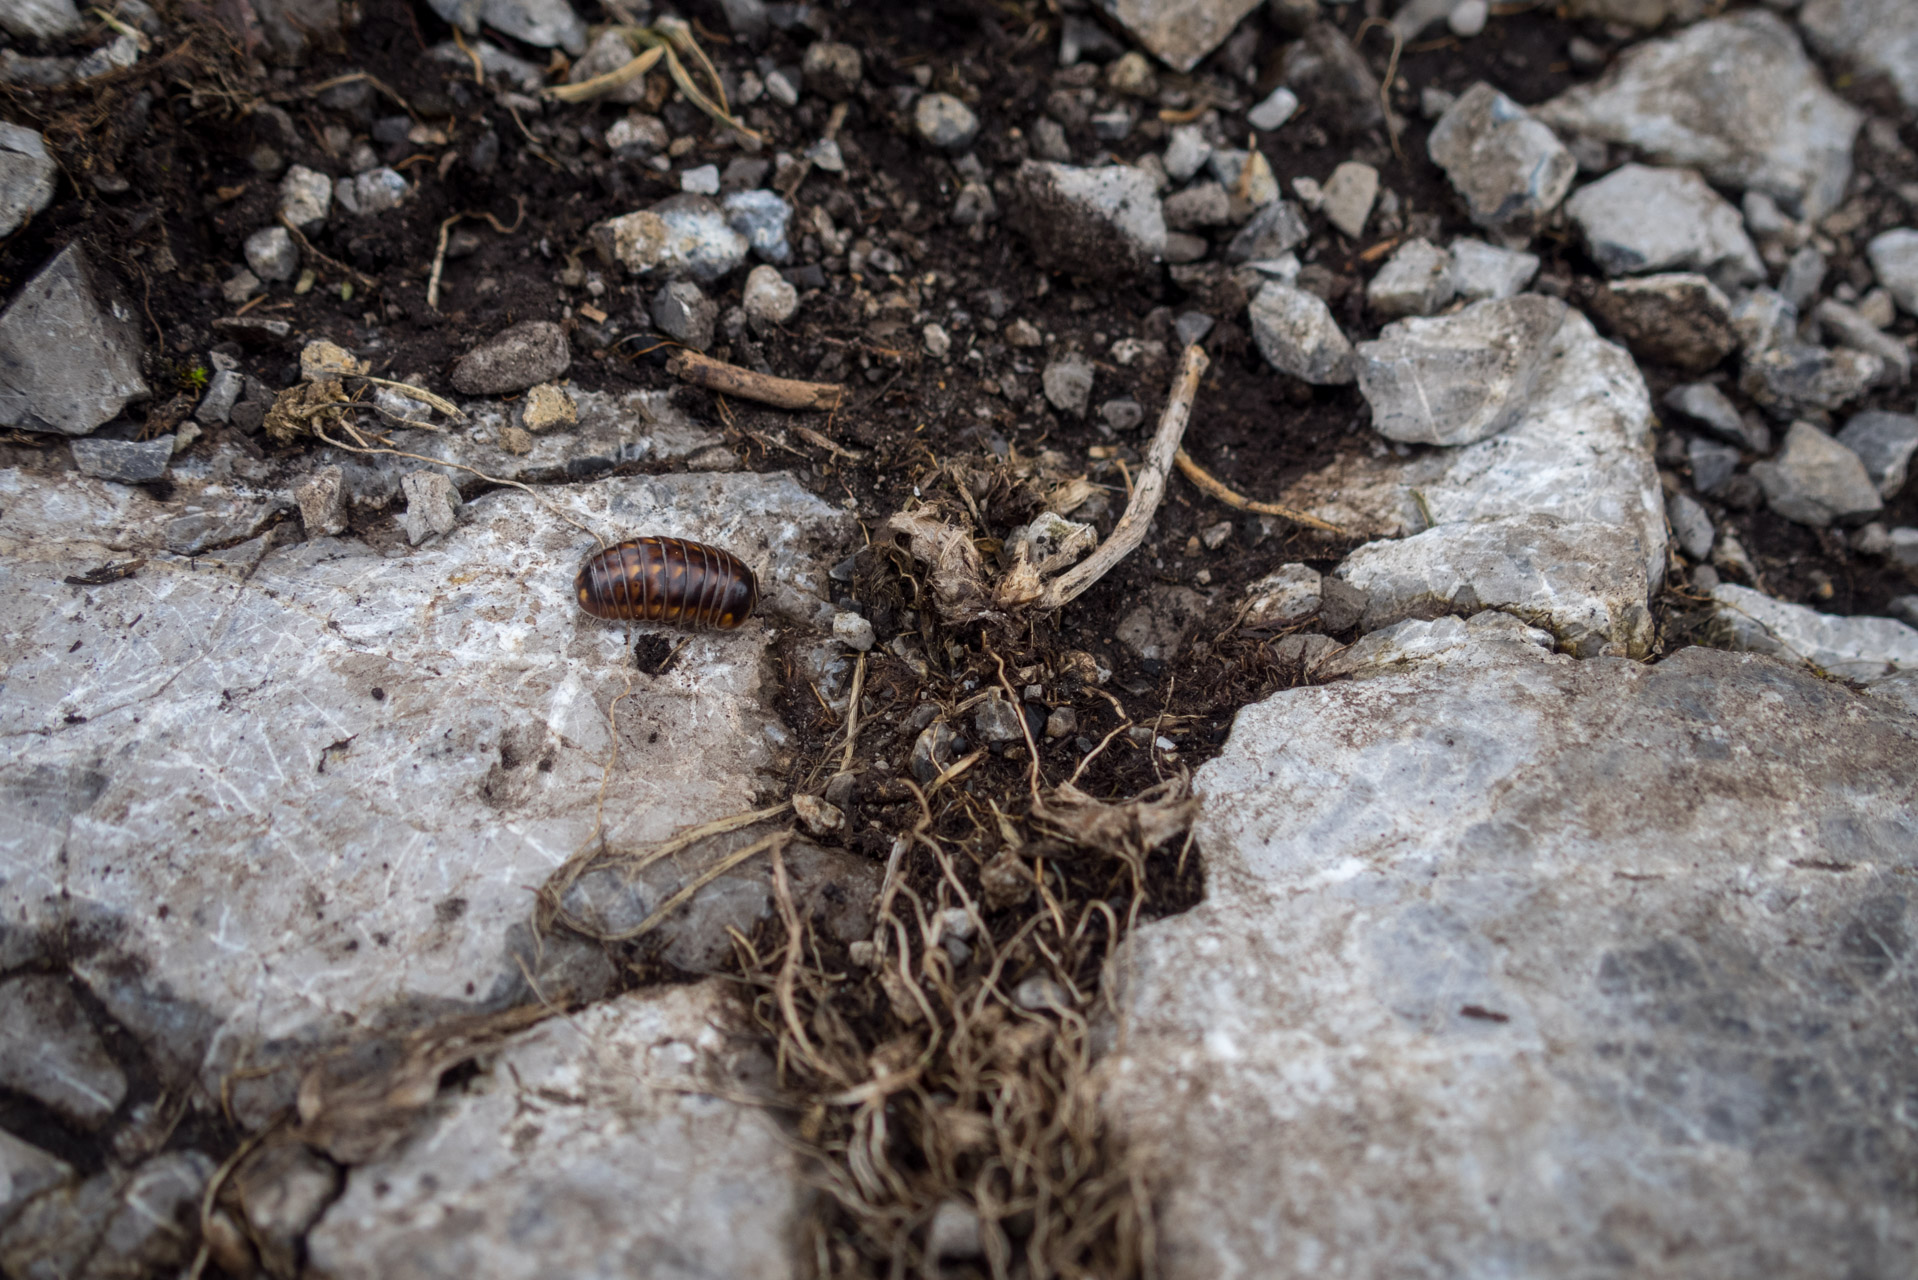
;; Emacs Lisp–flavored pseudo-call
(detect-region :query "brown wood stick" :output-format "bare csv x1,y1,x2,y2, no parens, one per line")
666,350,845,411
1172,449,1348,535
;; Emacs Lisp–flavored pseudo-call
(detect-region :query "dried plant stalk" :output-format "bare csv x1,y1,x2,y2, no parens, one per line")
668,349,847,411
1036,344,1209,610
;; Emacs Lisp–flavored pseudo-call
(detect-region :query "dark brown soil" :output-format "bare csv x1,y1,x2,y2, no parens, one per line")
5,0,1910,669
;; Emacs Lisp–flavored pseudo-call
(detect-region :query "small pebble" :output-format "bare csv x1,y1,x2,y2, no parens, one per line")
742,263,799,326
927,1200,984,1261
1247,85,1300,131
680,164,721,195
1100,398,1144,432
1857,289,1896,329
913,92,979,150
1042,353,1094,416
222,268,261,305
764,68,800,107
244,225,299,283
1174,311,1215,347
923,323,952,358
937,907,977,942
801,40,863,100
833,610,875,651
1420,86,1457,119
807,137,845,172
1164,125,1211,183
1447,0,1488,38
1106,51,1156,97
519,383,577,432
792,793,846,836
1013,975,1071,1012
1567,36,1606,72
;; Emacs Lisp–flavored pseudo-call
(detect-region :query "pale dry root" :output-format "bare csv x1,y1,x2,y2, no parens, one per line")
878,344,1342,633
742,803,1180,1279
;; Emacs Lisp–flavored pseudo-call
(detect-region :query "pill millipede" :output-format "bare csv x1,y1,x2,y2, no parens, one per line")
574,537,758,630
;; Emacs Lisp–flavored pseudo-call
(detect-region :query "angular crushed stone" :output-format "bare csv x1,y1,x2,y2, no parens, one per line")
1537,11,1861,220
1711,583,1918,682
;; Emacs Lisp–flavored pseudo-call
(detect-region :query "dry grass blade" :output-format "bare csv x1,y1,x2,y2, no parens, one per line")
651,18,761,143
733,769,1173,1278
598,830,789,943
545,41,663,102
358,375,464,421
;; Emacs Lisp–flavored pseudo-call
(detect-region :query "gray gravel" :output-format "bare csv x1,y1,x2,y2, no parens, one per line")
1750,420,1883,526
1249,281,1356,385
450,319,572,395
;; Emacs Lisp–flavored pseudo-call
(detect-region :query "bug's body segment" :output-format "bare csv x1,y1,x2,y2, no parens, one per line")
574,537,758,630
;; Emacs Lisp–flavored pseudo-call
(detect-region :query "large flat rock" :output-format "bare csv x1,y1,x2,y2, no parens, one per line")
0,467,849,1099
1103,638,1918,1278
1335,513,1654,656
1711,583,1918,682
306,980,801,1280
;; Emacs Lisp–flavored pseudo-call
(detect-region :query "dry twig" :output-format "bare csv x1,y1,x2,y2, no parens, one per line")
667,349,846,411
1034,344,1209,610
1172,448,1348,535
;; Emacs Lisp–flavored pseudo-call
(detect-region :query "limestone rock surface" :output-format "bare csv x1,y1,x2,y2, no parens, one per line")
1335,513,1655,656
1711,584,1918,681
1104,637,1918,1279
1094,0,1262,72
307,981,801,1280
1426,82,1576,237
0,467,848,1110
1799,0,1918,115
1563,165,1762,285
1250,282,1355,384
0,244,148,436
1356,295,1568,446
1281,309,1664,583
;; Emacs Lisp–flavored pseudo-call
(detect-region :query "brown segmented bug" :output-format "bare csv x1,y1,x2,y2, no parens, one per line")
574,537,759,630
